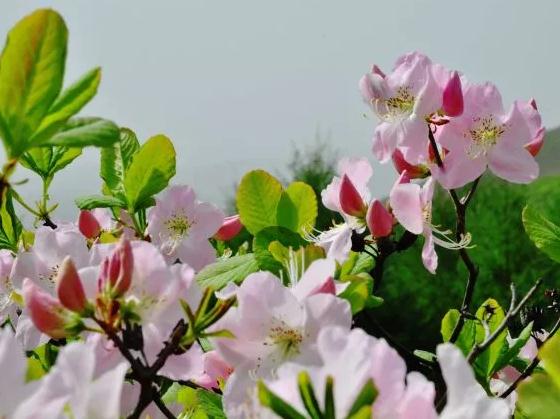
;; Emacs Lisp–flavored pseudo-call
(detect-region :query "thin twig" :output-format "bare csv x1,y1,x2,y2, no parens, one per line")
499,315,560,398
467,279,543,363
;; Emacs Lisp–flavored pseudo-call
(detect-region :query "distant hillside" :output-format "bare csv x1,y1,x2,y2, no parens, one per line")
538,127,560,175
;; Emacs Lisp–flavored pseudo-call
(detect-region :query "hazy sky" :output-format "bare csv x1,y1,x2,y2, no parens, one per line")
1,0,559,220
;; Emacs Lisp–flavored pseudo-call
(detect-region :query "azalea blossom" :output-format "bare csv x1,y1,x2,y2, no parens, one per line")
360,52,461,165
147,185,224,270
390,175,471,273
431,82,542,189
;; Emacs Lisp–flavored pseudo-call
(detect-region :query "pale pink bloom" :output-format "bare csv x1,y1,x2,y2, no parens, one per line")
390,177,471,273
147,185,224,270
437,343,510,419
242,327,437,419
0,328,65,418
22,339,129,419
313,157,373,263
360,52,444,165
431,83,542,189
211,271,351,377
0,250,16,324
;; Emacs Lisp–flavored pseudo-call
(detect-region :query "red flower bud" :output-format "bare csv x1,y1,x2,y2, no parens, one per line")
339,174,367,217
525,127,545,157
442,71,464,117
392,149,428,179
78,210,101,239
99,239,133,297
214,215,243,241
23,279,70,339
56,257,88,313
366,199,393,238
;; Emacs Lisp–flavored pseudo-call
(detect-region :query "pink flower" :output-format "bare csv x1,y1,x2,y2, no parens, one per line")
431,83,542,189
211,270,351,377
390,177,471,273
193,351,233,390
360,52,447,165
0,250,16,324
147,185,224,270
23,278,72,340
437,344,510,419
313,157,372,262
214,214,244,241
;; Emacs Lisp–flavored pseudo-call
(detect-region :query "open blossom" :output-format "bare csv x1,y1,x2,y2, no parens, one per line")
390,175,471,273
431,82,542,189
311,157,372,262
0,250,15,324
212,270,351,377
147,185,224,270
360,52,461,165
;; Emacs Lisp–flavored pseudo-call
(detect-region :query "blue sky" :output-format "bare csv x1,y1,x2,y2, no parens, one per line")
1,0,559,220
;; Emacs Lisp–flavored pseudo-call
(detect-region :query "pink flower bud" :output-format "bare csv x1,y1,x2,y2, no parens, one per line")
392,149,428,179
214,215,243,241
525,127,545,157
367,199,393,238
442,71,464,117
339,174,366,217
56,257,88,313
99,239,133,296
23,279,69,339
78,210,101,239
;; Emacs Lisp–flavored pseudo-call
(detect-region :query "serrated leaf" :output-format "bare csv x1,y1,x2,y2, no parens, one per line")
123,134,176,210
31,67,101,145
101,127,140,197
49,146,82,174
196,254,259,289
75,195,125,210
41,117,119,148
522,205,560,263
236,170,283,235
0,9,68,157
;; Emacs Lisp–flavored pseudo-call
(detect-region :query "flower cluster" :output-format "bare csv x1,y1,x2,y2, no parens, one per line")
0,8,556,419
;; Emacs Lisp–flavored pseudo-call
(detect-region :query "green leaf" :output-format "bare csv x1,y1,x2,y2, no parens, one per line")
413,350,437,363
0,9,68,157
0,189,22,251
258,381,306,419
522,205,560,263
474,298,508,379
196,254,259,289
31,67,101,145
253,226,307,276
21,146,82,180
101,128,140,198
339,274,383,314
441,309,476,357
283,181,317,235
493,322,533,374
75,195,126,210
237,170,283,235
41,117,119,148
195,389,227,419
340,252,375,278
49,146,82,175
123,134,176,210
